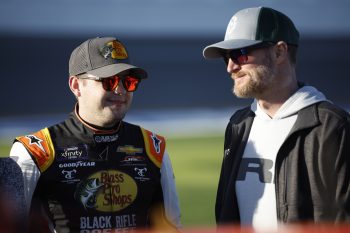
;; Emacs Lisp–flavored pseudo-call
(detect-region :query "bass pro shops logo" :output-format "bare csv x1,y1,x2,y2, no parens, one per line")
75,170,137,212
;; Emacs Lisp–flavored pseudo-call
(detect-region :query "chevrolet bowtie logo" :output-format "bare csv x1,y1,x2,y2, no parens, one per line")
117,145,143,155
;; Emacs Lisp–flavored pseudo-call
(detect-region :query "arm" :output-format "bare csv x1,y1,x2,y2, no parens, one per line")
332,116,350,221
160,150,182,229
310,107,350,222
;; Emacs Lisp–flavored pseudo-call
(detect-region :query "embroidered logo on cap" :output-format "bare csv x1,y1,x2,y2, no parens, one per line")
100,40,128,60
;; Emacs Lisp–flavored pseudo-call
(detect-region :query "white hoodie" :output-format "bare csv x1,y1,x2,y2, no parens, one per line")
235,85,328,230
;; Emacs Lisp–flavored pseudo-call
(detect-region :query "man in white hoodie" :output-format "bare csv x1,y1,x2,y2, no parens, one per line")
203,7,350,229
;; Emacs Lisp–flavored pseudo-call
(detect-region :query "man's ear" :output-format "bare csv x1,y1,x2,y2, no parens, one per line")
274,41,289,64
69,76,81,97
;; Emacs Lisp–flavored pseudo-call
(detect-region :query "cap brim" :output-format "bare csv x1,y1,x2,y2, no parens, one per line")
203,39,263,59
87,63,148,79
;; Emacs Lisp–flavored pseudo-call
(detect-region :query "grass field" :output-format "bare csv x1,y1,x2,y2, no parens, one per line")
0,140,12,157
0,134,224,227
167,135,223,227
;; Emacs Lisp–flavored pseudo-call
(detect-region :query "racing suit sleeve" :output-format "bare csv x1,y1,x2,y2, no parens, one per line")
9,141,41,215
160,150,182,229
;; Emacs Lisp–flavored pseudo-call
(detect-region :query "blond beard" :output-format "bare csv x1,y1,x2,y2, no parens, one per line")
232,63,275,98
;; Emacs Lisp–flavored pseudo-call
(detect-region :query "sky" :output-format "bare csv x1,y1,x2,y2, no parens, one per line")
1,0,350,38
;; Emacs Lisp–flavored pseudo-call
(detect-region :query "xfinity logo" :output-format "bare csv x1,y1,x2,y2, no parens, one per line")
60,147,83,159
61,150,82,158
59,161,95,168
57,145,88,161
94,134,119,143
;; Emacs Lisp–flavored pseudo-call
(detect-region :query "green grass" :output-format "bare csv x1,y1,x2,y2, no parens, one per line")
0,139,12,157
0,134,224,227
167,135,223,227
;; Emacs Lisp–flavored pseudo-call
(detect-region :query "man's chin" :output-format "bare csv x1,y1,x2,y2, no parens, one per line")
103,109,126,123
112,113,126,122
233,88,254,98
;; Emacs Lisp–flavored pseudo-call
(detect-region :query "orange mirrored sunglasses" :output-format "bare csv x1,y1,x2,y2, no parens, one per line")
101,75,141,92
78,74,141,92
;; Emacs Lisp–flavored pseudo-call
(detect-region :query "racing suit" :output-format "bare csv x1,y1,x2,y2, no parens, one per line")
10,109,181,233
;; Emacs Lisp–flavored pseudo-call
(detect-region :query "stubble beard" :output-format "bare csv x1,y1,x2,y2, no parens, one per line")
105,103,130,124
232,50,276,99
96,99,132,127
232,66,271,98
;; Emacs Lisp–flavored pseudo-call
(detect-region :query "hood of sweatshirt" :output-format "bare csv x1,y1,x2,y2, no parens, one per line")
251,85,329,119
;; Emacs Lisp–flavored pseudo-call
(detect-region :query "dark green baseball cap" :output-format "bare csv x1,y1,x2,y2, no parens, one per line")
203,7,299,59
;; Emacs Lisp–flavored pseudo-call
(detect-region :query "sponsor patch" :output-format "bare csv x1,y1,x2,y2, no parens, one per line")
75,170,138,212
134,167,150,182
120,156,145,163
117,145,143,155
59,161,95,169
80,214,137,231
61,169,80,183
57,145,88,161
100,40,128,60
94,134,118,143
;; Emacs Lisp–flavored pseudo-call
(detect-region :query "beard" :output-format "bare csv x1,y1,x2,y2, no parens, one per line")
232,54,276,98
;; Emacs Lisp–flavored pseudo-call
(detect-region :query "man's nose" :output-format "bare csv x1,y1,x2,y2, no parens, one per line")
113,83,127,96
227,58,241,73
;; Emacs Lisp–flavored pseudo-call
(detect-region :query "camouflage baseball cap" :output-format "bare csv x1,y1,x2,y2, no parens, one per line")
203,7,299,59
69,37,147,79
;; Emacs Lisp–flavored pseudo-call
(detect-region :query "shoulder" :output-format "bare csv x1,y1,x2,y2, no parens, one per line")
140,127,166,168
317,101,350,119
15,127,55,172
122,122,166,168
297,101,350,135
315,102,350,127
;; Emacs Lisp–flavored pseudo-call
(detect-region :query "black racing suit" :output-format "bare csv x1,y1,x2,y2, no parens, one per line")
12,110,180,233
